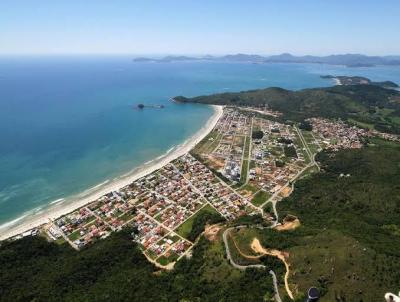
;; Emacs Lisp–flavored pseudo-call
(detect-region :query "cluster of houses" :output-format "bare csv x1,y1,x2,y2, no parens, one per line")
48,150,257,264
174,154,254,219
249,118,309,194
13,105,400,269
308,118,368,150
48,110,386,260
309,117,400,151
54,206,112,249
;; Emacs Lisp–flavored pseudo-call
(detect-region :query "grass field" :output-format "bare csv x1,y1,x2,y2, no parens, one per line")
301,130,320,155
348,118,375,130
175,204,219,240
251,190,270,206
243,135,251,158
238,134,252,184
240,159,249,183
157,252,179,265
238,183,258,196
226,232,260,266
191,130,221,155
293,132,311,164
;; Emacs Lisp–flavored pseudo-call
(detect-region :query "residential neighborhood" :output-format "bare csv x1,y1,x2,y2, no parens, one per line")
21,106,398,268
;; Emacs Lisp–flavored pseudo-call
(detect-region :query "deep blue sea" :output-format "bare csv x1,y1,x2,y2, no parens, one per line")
0,56,399,227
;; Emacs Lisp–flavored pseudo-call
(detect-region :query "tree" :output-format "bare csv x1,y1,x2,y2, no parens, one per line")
252,130,264,140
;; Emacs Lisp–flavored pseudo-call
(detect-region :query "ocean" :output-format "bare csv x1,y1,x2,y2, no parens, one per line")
0,56,399,228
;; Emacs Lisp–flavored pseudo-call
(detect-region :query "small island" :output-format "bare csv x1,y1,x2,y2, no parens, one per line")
135,103,165,109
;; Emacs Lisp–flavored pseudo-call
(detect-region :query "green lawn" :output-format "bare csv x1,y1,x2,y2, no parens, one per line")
175,204,219,240
68,230,82,241
157,252,179,266
251,190,270,206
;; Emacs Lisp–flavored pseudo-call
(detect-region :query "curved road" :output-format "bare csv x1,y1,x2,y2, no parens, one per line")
222,226,282,302
220,125,319,301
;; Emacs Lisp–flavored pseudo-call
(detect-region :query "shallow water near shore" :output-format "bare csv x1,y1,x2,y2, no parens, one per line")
0,56,399,228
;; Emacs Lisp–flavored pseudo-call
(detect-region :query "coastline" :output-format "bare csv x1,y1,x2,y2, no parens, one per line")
0,105,224,241
334,78,342,85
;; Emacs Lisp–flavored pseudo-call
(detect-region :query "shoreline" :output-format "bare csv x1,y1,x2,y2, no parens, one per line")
0,105,224,241
333,78,342,85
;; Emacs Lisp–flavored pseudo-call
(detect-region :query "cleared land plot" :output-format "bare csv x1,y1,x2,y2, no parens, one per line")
192,130,221,155
293,133,310,163
301,130,320,155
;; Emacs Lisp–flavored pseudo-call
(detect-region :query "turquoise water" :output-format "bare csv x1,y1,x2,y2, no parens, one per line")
0,57,399,226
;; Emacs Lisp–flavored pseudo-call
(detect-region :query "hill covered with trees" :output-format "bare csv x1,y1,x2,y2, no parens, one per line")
0,229,274,302
175,84,400,134
276,138,400,300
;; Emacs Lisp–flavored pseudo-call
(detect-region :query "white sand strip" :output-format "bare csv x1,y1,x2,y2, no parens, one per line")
0,105,224,241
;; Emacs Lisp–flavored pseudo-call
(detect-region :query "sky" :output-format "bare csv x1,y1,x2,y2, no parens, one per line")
1,0,399,56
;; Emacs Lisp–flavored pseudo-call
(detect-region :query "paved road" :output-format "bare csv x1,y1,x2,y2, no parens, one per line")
222,226,282,301
269,270,283,302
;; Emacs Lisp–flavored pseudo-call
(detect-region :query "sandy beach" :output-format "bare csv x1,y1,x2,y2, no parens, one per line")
0,105,224,241
334,78,342,85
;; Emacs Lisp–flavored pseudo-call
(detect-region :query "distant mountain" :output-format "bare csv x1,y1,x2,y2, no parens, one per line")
133,53,400,67
264,53,400,66
132,56,199,63
219,54,266,62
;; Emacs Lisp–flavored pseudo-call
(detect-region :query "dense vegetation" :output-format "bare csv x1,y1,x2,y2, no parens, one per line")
0,229,275,302
175,84,400,134
252,130,264,139
275,139,400,301
321,75,399,88
224,139,400,301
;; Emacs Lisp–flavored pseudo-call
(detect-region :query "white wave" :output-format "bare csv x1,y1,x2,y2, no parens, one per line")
50,198,65,205
79,179,110,196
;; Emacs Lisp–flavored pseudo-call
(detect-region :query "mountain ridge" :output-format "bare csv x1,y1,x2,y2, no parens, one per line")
133,53,400,66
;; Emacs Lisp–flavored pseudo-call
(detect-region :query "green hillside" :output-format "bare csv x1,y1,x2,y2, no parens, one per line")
175,84,400,133
0,230,274,301
275,138,400,301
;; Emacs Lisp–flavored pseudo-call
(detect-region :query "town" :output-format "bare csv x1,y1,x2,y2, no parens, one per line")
16,106,400,268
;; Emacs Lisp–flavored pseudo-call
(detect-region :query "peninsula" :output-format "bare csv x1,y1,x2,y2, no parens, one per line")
321,75,399,88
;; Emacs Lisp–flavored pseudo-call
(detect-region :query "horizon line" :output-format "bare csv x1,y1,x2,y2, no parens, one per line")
0,52,400,57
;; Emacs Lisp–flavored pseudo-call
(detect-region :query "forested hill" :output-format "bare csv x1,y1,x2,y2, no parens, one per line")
175,84,400,134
